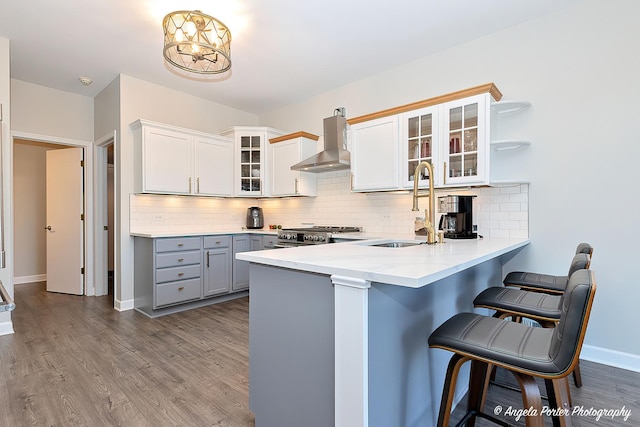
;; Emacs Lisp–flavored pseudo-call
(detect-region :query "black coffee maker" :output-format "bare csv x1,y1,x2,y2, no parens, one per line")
438,195,477,239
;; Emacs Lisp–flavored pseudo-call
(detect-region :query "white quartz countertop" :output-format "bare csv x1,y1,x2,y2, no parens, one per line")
130,229,279,238
236,237,530,288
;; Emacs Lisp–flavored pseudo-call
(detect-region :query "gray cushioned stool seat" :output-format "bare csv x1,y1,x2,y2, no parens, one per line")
473,287,561,321
503,251,590,294
428,269,596,426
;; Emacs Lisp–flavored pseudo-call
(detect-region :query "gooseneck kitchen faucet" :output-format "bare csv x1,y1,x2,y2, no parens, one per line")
412,161,437,244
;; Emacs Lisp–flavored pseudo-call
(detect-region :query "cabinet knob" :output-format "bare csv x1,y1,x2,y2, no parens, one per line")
178,286,184,291
215,241,221,244
178,272,184,277
177,258,184,262
177,243,184,247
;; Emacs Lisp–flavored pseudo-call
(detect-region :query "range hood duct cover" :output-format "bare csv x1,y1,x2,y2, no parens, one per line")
290,114,350,173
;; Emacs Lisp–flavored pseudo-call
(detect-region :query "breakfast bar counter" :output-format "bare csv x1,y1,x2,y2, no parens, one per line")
237,237,529,427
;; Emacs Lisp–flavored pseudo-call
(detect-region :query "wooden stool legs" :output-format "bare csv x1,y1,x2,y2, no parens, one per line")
438,355,551,427
437,354,470,427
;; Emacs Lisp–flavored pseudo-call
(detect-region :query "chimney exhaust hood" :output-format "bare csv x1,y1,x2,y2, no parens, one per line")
291,108,350,173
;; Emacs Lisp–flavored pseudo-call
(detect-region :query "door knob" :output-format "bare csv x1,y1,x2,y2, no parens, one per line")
44,226,52,231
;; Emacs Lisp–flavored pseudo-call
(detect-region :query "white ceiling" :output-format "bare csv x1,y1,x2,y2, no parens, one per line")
0,0,580,115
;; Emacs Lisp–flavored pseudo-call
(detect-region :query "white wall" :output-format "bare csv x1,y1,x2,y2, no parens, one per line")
11,79,94,140
257,0,640,361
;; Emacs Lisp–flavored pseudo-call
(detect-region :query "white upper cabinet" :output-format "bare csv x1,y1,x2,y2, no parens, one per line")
350,115,400,192
194,135,234,196
131,120,233,196
440,93,490,187
348,83,527,191
140,124,193,194
220,126,285,197
269,133,318,197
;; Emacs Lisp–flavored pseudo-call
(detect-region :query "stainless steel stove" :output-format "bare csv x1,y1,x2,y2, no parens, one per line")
276,226,362,248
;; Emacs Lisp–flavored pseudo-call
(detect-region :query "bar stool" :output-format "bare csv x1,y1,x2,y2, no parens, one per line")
475,251,591,388
503,243,593,294
428,269,596,427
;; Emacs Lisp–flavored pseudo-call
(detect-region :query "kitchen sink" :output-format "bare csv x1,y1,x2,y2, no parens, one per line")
363,240,425,248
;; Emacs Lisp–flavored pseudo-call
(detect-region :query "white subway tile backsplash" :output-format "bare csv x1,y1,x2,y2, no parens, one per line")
499,186,522,195
130,178,528,239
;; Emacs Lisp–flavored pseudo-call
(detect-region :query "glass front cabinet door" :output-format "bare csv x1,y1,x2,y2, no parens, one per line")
221,127,284,197
401,93,493,189
441,93,490,186
239,133,263,195
401,106,439,188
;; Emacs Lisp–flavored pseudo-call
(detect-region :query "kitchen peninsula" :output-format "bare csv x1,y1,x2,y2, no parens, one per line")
237,236,529,427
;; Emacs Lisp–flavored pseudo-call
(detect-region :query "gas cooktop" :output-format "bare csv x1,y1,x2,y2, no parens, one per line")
280,226,362,233
277,226,362,246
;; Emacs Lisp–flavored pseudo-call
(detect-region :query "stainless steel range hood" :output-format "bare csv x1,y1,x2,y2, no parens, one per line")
291,109,350,173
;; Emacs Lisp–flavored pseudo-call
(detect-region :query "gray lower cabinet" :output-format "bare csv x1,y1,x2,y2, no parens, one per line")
262,235,278,249
233,235,267,291
134,236,203,315
203,236,232,297
233,235,252,291
134,233,275,316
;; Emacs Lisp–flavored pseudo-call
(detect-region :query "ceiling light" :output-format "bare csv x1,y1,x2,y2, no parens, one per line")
163,10,232,75
79,77,93,86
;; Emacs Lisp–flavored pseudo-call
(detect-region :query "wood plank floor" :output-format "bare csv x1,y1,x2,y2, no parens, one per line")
0,282,255,426
448,356,640,426
1,282,639,426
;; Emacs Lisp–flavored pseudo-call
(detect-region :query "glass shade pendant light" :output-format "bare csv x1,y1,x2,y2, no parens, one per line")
163,10,231,74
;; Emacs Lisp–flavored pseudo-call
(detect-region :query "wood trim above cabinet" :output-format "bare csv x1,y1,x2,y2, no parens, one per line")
347,82,503,125
269,131,320,144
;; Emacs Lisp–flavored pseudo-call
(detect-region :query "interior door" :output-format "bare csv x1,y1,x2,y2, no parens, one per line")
45,147,84,295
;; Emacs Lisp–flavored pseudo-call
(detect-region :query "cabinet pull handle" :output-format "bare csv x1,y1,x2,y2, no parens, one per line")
177,243,184,247
177,258,184,262
443,162,447,185
178,272,184,277
178,286,184,291
350,173,354,191
295,178,299,194
197,177,200,193
206,250,210,268
215,241,221,244
188,177,192,193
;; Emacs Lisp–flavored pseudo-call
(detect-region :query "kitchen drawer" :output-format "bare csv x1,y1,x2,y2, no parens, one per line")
203,235,231,249
155,278,201,307
156,236,201,253
156,264,201,284
156,250,201,268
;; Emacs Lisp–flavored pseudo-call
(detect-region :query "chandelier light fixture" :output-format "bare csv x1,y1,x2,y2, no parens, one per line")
163,10,232,74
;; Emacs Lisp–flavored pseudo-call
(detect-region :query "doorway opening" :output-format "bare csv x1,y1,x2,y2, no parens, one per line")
93,131,117,300
13,139,85,293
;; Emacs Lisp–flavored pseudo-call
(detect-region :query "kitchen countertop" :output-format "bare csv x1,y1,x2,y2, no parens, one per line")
236,236,529,288
130,229,279,238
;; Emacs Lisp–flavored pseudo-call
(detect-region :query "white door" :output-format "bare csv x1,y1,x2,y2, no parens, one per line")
46,147,84,295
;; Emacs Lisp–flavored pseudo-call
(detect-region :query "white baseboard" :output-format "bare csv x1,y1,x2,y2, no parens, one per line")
115,298,134,311
0,320,14,335
14,274,46,284
581,344,640,373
